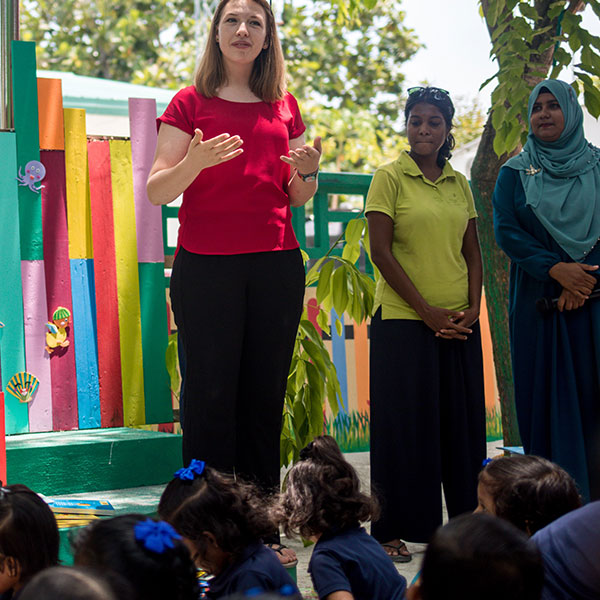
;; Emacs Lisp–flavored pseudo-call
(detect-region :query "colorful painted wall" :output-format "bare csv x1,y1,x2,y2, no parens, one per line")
0,41,172,439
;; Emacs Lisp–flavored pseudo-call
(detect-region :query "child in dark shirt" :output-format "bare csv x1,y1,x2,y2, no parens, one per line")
278,436,407,600
476,455,581,535
160,460,300,599
72,514,198,600
0,484,59,600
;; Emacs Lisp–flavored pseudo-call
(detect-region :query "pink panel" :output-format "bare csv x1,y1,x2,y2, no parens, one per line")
21,260,53,431
129,98,164,263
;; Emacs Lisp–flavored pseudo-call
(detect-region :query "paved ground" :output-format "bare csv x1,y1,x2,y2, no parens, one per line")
283,441,503,595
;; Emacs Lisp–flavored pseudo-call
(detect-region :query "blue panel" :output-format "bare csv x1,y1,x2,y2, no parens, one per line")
70,259,100,428
330,309,348,413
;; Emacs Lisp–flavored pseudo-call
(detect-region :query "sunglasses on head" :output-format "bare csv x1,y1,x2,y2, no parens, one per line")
407,86,450,100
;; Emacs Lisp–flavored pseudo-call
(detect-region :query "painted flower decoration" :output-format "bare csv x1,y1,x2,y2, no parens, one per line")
134,519,181,553
174,458,206,481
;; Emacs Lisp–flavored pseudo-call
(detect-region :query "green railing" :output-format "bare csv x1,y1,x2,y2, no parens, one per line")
161,171,374,283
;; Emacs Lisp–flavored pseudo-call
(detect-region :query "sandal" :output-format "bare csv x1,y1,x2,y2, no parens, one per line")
266,542,299,568
382,541,412,563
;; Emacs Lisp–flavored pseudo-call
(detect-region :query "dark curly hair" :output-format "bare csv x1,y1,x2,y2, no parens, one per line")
420,513,543,600
404,87,456,168
479,455,581,535
277,436,378,539
0,484,59,588
168,466,277,562
72,515,198,600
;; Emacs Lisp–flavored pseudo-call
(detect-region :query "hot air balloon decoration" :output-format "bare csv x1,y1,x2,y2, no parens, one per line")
6,372,39,403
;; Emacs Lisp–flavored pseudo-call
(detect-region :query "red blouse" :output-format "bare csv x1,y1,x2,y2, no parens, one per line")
158,86,306,255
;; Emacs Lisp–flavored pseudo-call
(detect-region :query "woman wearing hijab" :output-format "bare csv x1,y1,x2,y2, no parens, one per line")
493,79,600,502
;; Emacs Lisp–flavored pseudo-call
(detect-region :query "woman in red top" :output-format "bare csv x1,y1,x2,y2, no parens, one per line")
147,0,321,563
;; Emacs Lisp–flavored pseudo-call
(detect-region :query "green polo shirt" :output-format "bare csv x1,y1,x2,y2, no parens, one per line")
365,150,477,320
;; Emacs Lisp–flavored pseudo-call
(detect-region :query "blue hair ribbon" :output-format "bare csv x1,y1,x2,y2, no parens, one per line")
482,457,493,467
174,458,206,481
134,519,181,553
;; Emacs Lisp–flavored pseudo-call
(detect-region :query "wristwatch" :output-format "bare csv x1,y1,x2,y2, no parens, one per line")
297,168,319,182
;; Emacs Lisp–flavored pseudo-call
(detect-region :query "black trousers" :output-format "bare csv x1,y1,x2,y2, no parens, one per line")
369,311,486,543
170,247,305,496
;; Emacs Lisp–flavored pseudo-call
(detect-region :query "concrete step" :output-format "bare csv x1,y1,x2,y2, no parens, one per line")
7,427,182,495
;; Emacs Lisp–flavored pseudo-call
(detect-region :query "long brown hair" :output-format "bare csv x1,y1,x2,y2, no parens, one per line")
194,0,286,103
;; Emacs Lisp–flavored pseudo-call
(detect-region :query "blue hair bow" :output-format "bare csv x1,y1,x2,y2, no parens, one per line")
482,457,493,467
134,519,181,553
174,458,206,481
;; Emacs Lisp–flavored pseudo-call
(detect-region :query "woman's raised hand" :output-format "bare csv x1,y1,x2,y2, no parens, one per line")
185,128,243,172
548,262,598,298
281,136,322,176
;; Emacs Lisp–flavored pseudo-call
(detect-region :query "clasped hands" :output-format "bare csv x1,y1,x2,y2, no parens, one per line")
549,262,599,312
420,305,479,341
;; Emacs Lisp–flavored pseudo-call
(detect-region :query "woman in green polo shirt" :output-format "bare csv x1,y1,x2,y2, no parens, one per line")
365,87,486,559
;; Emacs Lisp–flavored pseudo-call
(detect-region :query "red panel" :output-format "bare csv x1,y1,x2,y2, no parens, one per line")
41,150,79,431
88,140,124,427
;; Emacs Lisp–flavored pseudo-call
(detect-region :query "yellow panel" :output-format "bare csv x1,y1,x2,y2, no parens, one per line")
110,140,145,425
64,109,93,259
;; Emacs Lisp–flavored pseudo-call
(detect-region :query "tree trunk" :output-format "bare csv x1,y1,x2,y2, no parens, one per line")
470,117,521,446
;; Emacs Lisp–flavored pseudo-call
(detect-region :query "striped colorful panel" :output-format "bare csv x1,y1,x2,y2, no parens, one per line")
21,260,53,431
11,41,43,261
110,140,145,426
330,309,349,413
70,259,100,429
87,140,123,428
128,98,164,263
41,150,79,432
64,109,93,260
37,78,65,151
0,132,28,434
0,392,6,484
353,320,370,415
138,263,172,424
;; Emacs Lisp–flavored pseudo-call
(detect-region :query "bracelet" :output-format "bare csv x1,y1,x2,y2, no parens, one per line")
297,168,319,182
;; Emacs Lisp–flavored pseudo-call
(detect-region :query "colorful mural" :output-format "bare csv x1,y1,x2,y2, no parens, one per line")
0,41,173,438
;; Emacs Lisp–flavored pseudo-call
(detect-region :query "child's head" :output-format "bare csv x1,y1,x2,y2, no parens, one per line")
158,458,207,522
0,484,59,593
477,455,581,535
410,513,543,600
72,514,198,600
278,435,378,539
167,464,276,576
19,566,122,600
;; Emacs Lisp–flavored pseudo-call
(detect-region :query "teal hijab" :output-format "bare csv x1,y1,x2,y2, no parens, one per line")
504,79,600,261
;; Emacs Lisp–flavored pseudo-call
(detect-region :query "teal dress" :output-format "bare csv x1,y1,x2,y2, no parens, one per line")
493,166,600,501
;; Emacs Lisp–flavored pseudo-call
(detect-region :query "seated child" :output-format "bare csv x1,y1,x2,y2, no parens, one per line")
408,513,543,600
19,567,120,600
277,436,407,600
0,484,59,600
476,455,581,534
160,460,300,599
532,500,600,600
72,514,198,600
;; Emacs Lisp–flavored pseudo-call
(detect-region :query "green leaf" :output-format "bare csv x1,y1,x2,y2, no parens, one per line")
316,308,330,334
342,242,361,264
165,333,180,399
316,259,335,305
344,217,365,245
331,265,349,316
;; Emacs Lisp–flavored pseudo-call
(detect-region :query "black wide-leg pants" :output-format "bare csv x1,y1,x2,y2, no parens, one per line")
369,311,486,543
170,247,305,496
